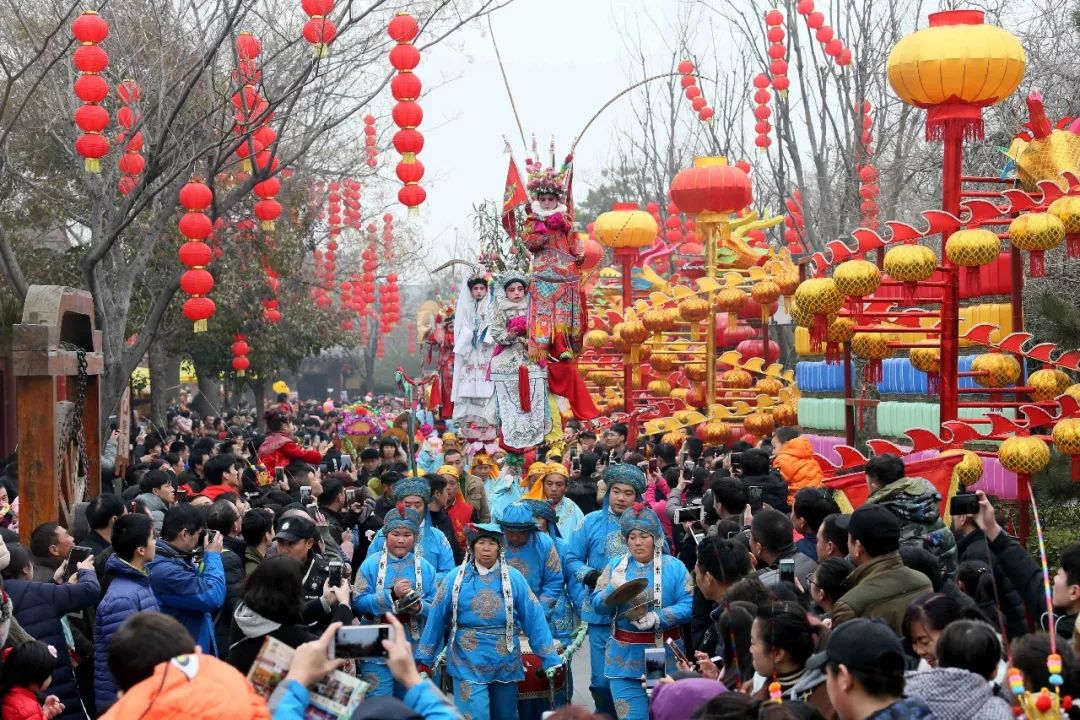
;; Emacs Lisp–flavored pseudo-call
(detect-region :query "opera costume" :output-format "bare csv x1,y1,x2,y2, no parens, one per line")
366,477,456,578
352,505,437,698
452,267,498,441
490,272,548,450
591,505,693,720
415,523,561,720
522,462,585,539
485,459,526,523
566,463,644,717
497,503,564,629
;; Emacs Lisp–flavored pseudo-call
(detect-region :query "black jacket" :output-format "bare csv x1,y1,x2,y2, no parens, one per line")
429,508,464,565
213,535,248,660
955,528,1028,639
227,599,352,676
83,531,112,557
740,471,791,514
986,529,1069,639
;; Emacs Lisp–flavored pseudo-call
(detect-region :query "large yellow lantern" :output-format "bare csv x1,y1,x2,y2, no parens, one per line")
947,450,984,486
910,348,942,391
1029,368,1067,402
755,377,784,396
721,368,753,390
619,318,649,345
773,402,798,427
641,308,671,334
584,329,609,348
678,296,710,323
883,244,937,301
851,332,891,383
1048,196,1080,259
945,229,1000,291
594,203,659,249
1008,212,1063,277
972,353,1021,388
698,421,732,447
794,278,844,344
997,436,1050,476
650,354,675,373
887,10,1025,142
833,259,881,299
685,363,707,382
1052,419,1080,480
715,288,747,330
744,411,775,439
751,280,781,325
647,379,672,397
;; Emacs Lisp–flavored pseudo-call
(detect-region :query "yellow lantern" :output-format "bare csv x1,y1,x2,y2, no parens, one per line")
620,319,649,345
638,344,652,362
1029,368,1065,402
744,411,775,439
910,347,942,391
650,354,675,373
584,329,609,348
794,278,844,344
789,300,814,329
685,363,707,382
589,371,615,387
594,203,659,249
662,430,686,448
755,377,783,396
1009,212,1064,277
698,421,732,447
715,288,747,331
883,244,937,301
949,450,984,486
773,402,798,428
1052,419,1080,480
751,280,781,325
647,379,672,397
670,388,689,403
945,228,1000,292
833,260,882,298
1065,383,1080,402
824,315,855,364
851,332,891,382
1015,128,1080,192
1048,196,1080,259
662,307,681,327
678,296,710,323
721,368,753,390
997,436,1050,476
641,308,671,334
972,353,1021,388
887,10,1025,141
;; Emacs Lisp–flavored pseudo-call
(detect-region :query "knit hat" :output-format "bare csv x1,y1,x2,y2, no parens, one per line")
464,522,504,548
498,502,539,532
382,504,421,535
436,464,461,479
522,499,560,538
393,477,431,503
620,503,664,540
604,463,646,495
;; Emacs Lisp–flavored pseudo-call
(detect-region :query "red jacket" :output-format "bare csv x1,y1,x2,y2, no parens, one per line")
446,495,476,548
257,433,322,477
198,484,236,502
2,688,44,720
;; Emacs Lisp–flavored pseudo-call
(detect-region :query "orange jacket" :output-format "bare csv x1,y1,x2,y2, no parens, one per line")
773,436,825,502
102,654,270,720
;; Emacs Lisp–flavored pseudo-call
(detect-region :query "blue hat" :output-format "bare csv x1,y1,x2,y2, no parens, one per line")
522,499,558,528
620,504,664,540
498,502,539,532
604,463,646,495
383,505,421,535
393,477,431,503
464,522,504,547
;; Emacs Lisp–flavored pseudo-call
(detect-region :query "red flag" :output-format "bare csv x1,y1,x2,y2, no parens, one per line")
825,454,963,515
502,156,527,238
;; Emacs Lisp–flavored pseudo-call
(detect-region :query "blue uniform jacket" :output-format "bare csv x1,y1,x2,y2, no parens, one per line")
551,534,586,641
505,533,563,615
147,540,226,655
366,518,455,578
94,555,159,712
353,550,437,651
567,507,628,624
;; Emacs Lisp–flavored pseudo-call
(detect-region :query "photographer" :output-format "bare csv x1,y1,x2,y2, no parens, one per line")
750,508,817,590
733,449,790,514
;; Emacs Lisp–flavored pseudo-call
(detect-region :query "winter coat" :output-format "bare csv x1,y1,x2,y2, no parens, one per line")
904,667,1012,720
1,687,44,720
6,569,101,720
831,552,934,635
773,437,825,503
865,697,937,720
99,654,270,720
740,472,791,514
985,528,1074,640
93,555,159,713
243,546,264,577
955,528,1028,639
757,549,818,590
135,493,168,533
147,540,226,656
226,600,352,676
257,433,322,478
866,476,957,577
212,536,246,662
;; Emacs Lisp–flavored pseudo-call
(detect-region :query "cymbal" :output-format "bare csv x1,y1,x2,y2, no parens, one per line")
605,577,648,607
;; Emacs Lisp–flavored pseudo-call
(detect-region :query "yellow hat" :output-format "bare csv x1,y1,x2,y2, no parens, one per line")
471,453,497,469
526,461,548,479
442,432,458,442
524,462,569,500
543,462,569,478
436,464,461,479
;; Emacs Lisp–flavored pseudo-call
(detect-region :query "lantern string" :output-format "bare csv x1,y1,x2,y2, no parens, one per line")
486,15,528,154
572,72,698,154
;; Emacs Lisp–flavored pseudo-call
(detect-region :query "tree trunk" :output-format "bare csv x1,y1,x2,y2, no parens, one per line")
148,342,180,429
192,363,222,419
252,377,267,427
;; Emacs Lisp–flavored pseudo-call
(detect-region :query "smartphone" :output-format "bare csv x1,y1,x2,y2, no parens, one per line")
779,557,796,585
648,458,658,473
330,624,394,659
346,488,358,505
571,456,581,473
748,485,763,501
306,502,319,517
319,463,329,474
64,546,93,579
275,467,286,485
644,646,667,690
665,637,689,666
674,504,703,525
300,486,312,504
950,492,979,516
176,488,189,503
205,530,219,546
328,560,343,587
302,436,312,448
607,449,616,465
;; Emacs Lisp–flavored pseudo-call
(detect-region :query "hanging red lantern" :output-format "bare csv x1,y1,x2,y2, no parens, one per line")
254,199,282,230
765,9,783,25
178,178,215,332
677,60,695,75
71,10,111,173
301,0,337,57
236,31,262,60
388,13,424,214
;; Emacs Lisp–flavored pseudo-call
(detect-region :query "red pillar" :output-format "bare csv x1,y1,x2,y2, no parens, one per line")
938,132,963,426
617,248,636,414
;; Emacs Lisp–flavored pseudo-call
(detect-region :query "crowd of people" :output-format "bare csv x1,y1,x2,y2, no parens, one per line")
0,398,1077,720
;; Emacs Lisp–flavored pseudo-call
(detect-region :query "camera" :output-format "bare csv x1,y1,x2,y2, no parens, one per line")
950,493,979,516
330,624,394,659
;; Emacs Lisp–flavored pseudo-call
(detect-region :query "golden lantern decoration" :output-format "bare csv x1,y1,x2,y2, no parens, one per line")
584,329,609,348
698,420,732,446
794,278,844,346
715,287,748,331
825,316,855,365
620,319,649,345
662,430,686,448
651,354,675,372
886,9,1025,143
1029,368,1065,402
945,229,1000,293
744,411,775,439
948,450,984,486
1048,195,1080,258
589,371,615,387
647,379,672,397
1065,383,1080,402
997,436,1050,476
972,353,1021,388
687,384,708,409
773,402,798,427
593,203,659,249
1008,212,1063,277
678,296,710,322
721,368,753,390
910,347,942,392
883,244,937,302
638,344,652,362
670,388,690,403
662,307,682,327
1052,418,1080,480
685,363,707,382
788,299,815,329
851,332,891,383
751,280,781,325
755,377,784,396
642,308,671,334
833,259,881,299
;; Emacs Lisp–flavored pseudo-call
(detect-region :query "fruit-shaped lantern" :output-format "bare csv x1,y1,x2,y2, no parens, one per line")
1052,418,1080,480
678,296,710,323
997,436,1050,476
650,354,675,373
824,316,855,364
715,288,748,330
971,353,1021,388
620,318,649,345
947,450,984,486
945,229,999,292
1048,196,1080,258
744,411,775,439
773,402,798,427
909,348,942,392
721,368,753,390
851,332,891,383
751,280,781,325
594,203,659,250
883,244,937,301
832,259,881,299
755,377,784,396
1029,368,1068,402
685,363,707,382
647,379,672,397
1008,212,1063,277
794,278,844,345
698,420,732,446
641,308,670,334
584,329,609,348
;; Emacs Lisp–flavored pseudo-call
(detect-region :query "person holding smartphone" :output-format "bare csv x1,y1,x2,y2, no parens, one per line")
257,409,325,480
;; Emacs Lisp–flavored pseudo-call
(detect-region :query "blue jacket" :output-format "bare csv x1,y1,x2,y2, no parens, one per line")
147,540,226,655
567,507,628,624
271,678,463,720
5,569,100,720
366,518,456,578
94,554,159,713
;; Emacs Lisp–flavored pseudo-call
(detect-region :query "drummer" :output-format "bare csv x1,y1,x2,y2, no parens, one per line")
415,522,562,720
592,504,693,720
352,504,437,698
566,463,644,716
498,502,564,626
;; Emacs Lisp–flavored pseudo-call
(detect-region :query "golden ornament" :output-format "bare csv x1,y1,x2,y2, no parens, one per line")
794,278,844,317
945,229,1000,268
883,244,937,283
678,296,710,322
833,259,882,298
997,436,1050,475
647,379,672,397
972,353,1021,388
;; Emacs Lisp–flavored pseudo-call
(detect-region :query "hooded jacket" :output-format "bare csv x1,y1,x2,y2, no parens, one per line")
866,476,957,577
865,696,937,720
903,667,1012,720
136,492,168,533
147,540,226,656
94,555,159,713
773,437,825,502
1,687,44,720
227,599,353,675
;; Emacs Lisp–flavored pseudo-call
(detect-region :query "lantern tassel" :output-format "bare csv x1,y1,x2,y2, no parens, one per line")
518,364,531,412
902,282,917,305
84,157,101,173
236,369,246,377
864,359,883,385
409,206,420,218
809,314,827,352
194,319,207,333
1072,455,1080,482
729,312,738,332
1068,235,1080,259
927,370,940,395
825,342,842,366
261,220,275,231
1030,250,1046,277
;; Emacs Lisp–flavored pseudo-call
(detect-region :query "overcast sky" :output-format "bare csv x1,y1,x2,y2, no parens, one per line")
415,0,684,268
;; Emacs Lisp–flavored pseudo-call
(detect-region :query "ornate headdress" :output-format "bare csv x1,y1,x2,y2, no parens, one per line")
525,155,572,200
383,503,421,535
603,463,647,496
498,271,530,291
393,477,431,503
436,464,461,480
620,503,664,540
497,502,539,533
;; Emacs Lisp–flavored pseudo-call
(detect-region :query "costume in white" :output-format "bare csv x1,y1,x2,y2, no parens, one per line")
489,272,548,450
451,268,497,435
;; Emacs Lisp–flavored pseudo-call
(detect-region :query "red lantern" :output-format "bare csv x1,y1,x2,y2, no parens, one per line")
231,356,251,375
398,184,426,211
72,11,110,174
178,179,214,331
752,74,770,89
303,18,337,57
389,44,420,71
768,43,785,60
680,75,696,89
685,86,702,101
391,72,422,101
807,12,824,29
180,181,213,211
392,101,423,128
670,162,753,215
767,27,785,43
772,75,790,92
183,297,216,324
254,199,282,230
825,38,843,56
837,48,852,66
75,134,109,171
677,60,695,74
816,26,834,42
797,0,814,13
236,32,262,60
73,44,108,73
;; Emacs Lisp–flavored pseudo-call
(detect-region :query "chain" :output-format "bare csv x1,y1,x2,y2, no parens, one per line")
56,342,90,523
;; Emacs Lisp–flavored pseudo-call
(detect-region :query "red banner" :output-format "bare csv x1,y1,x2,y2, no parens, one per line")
825,453,963,516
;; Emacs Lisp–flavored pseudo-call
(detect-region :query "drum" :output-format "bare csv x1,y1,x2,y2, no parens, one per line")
518,652,567,701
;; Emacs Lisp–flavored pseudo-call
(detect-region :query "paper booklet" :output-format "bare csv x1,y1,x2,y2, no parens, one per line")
247,635,369,720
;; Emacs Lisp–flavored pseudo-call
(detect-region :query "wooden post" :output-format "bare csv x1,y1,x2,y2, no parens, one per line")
13,286,103,543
